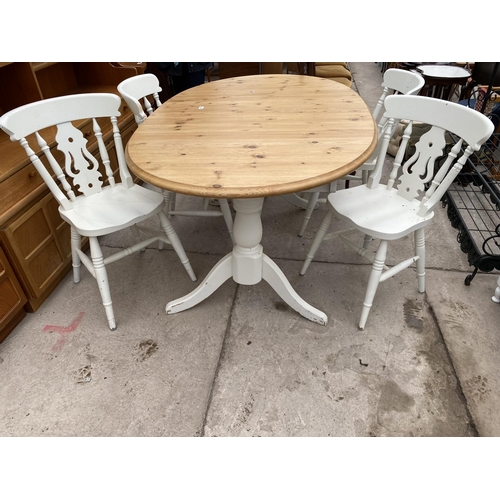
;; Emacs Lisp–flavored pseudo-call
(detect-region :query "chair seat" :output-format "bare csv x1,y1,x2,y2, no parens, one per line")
315,65,352,80
324,77,352,88
328,184,434,240
315,62,348,67
59,184,165,237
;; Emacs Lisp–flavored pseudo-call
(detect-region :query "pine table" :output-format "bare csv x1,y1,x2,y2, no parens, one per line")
125,74,377,325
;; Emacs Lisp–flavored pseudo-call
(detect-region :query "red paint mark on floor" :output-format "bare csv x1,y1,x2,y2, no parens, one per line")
44,312,85,351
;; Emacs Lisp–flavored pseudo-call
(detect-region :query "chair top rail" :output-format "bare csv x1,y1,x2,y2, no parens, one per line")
383,95,494,151
0,93,122,140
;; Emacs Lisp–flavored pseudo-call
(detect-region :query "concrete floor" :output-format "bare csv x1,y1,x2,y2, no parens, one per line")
1,62,499,438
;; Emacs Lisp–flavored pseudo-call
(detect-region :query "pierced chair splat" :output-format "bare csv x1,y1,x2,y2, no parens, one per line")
296,68,426,237
300,95,495,330
0,93,197,331
117,74,234,243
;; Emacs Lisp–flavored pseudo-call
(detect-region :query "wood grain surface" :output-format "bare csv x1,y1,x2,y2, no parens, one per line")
125,74,377,199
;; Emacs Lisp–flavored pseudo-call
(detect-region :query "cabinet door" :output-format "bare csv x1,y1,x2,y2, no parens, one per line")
1,192,72,312
0,246,27,342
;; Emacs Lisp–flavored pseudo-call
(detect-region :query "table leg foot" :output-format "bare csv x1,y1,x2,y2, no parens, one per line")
166,253,233,314
262,254,328,325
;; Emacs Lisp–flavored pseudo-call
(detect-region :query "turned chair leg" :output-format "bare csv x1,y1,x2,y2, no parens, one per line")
493,275,500,304
157,211,197,282
298,191,321,237
89,237,116,331
169,192,177,213
362,234,373,250
159,190,173,251
300,209,334,275
129,224,145,252
414,228,426,293
359,239,388,330
70,226,81,284
219,199,234,243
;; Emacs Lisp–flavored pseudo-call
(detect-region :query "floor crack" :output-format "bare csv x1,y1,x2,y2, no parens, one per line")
199,284,239,437
424,295,479,436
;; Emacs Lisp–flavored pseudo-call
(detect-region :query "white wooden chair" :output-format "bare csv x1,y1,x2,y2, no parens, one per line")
117,74,234,243
296,69,426,237
0,93,197,330
300,95,494,330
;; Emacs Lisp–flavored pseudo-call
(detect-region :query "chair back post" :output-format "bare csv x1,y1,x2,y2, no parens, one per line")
366,117,396,189
386,121,412,191
111,115,133,188
20,135,74,210
417,141,471,217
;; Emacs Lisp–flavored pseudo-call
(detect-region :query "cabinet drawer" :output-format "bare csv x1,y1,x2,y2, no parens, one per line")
0,162,46,224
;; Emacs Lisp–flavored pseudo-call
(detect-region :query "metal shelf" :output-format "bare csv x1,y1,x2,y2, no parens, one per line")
444,132,500,284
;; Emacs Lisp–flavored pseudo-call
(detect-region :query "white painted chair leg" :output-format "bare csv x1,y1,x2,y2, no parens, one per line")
157,211,197,281
169,192,177,213
202,198,210,210
492,275,500,303
300,210,334,275
362,234,373,250
219,199,235,243
281,193,311,209
129,224,146,252
263,255,327,325
298,191,321,237
70,226,81,284
130,224,140,239
359,240,388,330
89,237,116,330
414,228,426,293
159,190,172,250
362,169,369,184
162,190,172,218
166,253,233,314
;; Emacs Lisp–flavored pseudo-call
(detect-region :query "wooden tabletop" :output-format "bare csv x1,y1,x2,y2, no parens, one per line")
125,74,378,199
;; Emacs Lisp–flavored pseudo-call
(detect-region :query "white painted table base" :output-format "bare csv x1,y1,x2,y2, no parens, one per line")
166,197,328,325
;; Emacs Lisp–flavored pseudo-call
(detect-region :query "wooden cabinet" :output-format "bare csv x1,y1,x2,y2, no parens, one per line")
0,62,144,341
0,245,27,342
1,191,73,313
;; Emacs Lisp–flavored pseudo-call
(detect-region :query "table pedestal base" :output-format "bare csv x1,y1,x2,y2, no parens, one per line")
166,197,327,325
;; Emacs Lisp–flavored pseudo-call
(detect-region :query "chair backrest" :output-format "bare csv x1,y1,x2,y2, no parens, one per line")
362,69,426,168
367,94,494,217
372,69,426,121
0,93,132,211
117,74,162,125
